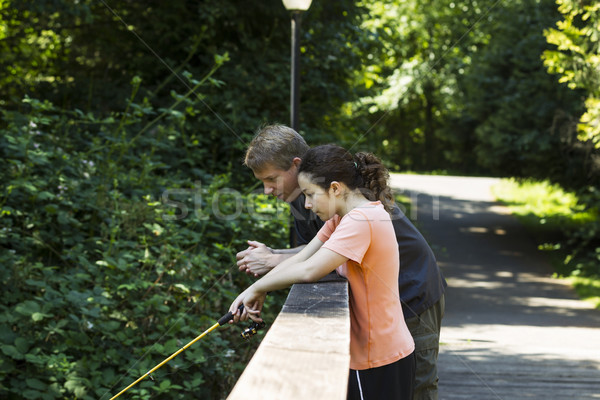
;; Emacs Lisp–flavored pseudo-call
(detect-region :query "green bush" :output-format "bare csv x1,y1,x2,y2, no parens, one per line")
0,80,289,399
565,186,600,278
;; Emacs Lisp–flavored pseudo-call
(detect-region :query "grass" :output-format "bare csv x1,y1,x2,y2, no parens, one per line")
568,276,600,309
491,178,600,309
395,193,412,216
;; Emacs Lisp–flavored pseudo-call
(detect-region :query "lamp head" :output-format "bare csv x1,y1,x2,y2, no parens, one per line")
282,0,312,11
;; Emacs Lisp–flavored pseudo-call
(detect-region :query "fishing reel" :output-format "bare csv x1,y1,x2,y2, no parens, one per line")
240,320,266,340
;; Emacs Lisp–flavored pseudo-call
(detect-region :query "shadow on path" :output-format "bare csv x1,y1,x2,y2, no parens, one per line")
390,174,600,400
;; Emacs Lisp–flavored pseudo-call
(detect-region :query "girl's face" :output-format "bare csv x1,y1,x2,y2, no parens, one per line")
298,172,337,221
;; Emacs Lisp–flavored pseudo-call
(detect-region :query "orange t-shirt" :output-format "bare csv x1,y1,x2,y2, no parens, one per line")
317,201,415,370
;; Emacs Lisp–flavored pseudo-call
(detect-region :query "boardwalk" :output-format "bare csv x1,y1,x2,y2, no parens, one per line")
390,174,600,400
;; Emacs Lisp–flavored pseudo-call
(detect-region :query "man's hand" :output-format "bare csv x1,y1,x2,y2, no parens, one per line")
236,240,275,277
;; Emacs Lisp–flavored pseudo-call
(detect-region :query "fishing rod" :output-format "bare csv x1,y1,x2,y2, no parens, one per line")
109,305,265,400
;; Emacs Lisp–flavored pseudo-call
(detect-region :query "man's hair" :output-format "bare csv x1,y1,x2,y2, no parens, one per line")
245,124,309,171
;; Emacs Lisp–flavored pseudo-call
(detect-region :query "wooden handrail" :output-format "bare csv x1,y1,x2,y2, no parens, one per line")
227,274,350,400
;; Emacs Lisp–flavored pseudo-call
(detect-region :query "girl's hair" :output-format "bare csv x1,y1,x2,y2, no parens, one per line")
299,144,394,212
245,124,309,172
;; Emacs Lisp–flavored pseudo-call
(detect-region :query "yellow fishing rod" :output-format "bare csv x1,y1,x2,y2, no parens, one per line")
109,305,265,399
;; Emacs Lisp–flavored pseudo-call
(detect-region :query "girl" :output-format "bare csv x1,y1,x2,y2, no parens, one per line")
230,144,415,399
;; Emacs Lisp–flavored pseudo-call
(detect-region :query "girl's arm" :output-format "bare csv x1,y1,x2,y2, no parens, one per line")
229,241,348,322
257,236,324,280
254,247,347,291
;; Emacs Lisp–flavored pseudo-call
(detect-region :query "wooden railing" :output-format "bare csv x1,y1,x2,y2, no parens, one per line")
227,274,350,400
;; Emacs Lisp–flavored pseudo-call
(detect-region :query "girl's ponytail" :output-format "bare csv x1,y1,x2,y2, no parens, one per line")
354,152,394,213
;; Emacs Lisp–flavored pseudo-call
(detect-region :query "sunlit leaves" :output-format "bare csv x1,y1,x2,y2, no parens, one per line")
543,0,600,148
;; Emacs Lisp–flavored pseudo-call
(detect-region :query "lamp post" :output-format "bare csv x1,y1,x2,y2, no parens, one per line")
282,0,312,131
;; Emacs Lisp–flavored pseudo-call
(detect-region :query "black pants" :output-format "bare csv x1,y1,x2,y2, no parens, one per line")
348,352,416,400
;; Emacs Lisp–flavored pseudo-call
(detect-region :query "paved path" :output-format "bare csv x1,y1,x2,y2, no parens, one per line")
389,174,600,400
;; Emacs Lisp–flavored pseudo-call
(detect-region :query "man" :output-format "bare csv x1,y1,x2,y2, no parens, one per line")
237,124,446,400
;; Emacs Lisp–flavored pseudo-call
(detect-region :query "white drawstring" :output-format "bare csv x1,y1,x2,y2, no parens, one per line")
356,370,365,400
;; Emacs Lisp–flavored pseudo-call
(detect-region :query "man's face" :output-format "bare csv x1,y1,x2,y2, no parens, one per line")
253,159,302,203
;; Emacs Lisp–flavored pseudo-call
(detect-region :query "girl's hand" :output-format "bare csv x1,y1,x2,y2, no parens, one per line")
229,286,266,324
243,287,266,323
228,289,248,324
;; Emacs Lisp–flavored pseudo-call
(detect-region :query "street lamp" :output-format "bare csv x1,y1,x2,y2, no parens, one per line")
282,0,312,131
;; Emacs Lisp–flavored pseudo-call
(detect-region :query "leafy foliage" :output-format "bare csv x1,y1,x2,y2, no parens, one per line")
0,1,388,397
347,0,583,176
462,0,583,178
543,0,600,148
0,0,383,146
540,0,600,277
0,80,289,398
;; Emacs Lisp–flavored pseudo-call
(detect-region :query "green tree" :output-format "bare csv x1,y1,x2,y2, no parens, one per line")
543,0,600,148
350,0,585,179
541,0,600,278
463,0,584,179
352,0,501,172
